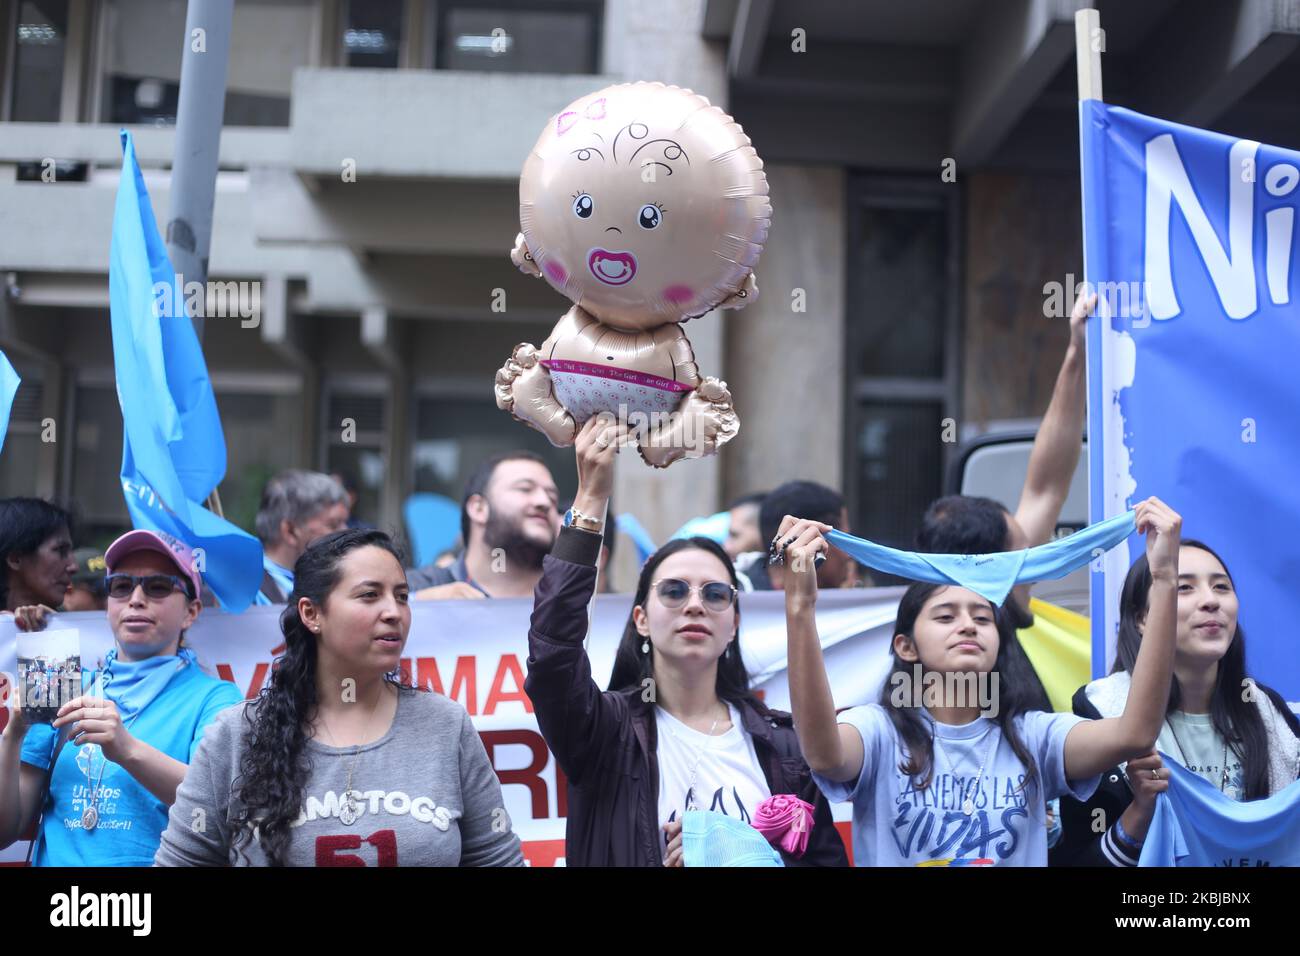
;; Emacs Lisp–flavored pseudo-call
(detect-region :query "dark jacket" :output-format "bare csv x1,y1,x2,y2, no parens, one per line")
525,527,849,867
1050,676,1300,867
406,554,489,595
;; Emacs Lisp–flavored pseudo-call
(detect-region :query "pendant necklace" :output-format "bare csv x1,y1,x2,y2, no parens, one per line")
318,685,388,827
930,718,998,816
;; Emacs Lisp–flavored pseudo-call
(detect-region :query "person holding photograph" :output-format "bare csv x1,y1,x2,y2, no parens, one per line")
0,529,241,865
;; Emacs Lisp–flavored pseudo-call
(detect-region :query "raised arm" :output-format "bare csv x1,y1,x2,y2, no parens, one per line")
1014,291,1095,549
524,416,628,785
779,516,865,783
52,694,189,805
1062,498,1181,779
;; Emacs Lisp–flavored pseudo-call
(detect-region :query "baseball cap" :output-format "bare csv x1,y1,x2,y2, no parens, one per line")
104,530,202,599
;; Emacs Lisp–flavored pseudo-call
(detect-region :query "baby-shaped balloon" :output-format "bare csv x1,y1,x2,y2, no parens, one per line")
495,82,771,467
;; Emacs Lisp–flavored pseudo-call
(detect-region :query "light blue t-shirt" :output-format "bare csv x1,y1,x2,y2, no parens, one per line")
814,705,1098,867
1140,755,1300,867
20,659,242,866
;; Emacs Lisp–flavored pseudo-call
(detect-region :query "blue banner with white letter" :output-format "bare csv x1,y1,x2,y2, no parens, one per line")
109,130,262,611
1080,101,1300,698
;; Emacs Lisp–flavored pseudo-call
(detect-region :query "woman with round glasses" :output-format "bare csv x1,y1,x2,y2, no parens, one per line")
0,529,241,865
524,416,847,867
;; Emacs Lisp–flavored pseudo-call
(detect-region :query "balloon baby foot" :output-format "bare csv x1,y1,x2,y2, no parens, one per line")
638,377,739,468
495,344,576,446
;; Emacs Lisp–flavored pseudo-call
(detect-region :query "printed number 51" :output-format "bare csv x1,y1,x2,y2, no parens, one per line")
315,828,398,866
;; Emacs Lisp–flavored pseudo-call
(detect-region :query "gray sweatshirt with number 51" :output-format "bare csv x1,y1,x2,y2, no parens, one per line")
154,687,525,867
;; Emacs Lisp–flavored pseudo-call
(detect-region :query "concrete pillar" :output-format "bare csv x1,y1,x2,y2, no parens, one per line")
722,164,846,502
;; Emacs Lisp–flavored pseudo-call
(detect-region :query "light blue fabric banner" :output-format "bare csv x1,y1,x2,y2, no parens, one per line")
827,511,1136,607
1139,756,1300,867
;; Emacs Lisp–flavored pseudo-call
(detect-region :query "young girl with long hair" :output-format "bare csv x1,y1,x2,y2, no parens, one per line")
781,499,1184,866
1052,539,1300,866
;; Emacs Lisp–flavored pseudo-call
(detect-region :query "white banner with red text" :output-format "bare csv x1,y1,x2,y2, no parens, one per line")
1,588,905,865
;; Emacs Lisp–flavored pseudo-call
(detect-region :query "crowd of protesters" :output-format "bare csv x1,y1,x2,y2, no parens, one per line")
0,291,1296,867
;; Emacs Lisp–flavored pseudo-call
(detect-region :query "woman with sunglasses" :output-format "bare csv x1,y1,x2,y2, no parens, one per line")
525,416,847,867
0,530,241,865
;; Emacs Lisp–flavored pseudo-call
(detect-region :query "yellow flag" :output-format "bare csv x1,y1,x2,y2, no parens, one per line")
1017,599,1092,713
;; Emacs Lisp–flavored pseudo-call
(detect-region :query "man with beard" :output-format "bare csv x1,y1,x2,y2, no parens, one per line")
408,451,561,599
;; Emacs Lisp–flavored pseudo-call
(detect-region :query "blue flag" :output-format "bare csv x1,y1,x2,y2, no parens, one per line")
1139,757,1300,867
109,130,262,611
1080,101,1300,698
0,350,19,456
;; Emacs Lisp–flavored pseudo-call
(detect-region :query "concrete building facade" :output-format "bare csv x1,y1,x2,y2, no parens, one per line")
2,0,1299,587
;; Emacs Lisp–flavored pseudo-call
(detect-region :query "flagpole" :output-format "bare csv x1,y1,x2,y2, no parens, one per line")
168,1,234,526
1075,8,1106,678
166,0,234,343
1075,9,1103,102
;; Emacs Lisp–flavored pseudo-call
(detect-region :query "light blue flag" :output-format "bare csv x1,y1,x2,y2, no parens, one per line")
1080,101,1300,697
0,350,19,456
826,511,1136,608
110,130,262,611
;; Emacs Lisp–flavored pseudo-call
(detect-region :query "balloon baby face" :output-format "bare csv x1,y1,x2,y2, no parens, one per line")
519,83,771,330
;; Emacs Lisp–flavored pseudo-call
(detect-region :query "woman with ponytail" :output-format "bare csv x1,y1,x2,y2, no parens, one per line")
154,528,523,866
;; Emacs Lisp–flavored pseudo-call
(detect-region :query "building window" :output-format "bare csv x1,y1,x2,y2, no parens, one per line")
0,362,44,499
412,393,574,513
7,0,69,122
846,178,960,555
71,382,128,541
99,0,312,127
435,1,601,74
322,388,388,529
69,381,303,544
341,0,404,69
214,388,304,533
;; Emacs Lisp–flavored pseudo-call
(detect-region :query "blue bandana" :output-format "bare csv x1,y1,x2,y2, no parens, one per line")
826,511,1137,606
92,646,197,719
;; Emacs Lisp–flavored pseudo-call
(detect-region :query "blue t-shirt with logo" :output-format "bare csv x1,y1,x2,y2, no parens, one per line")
1139,755,1300,867
20,660,242,866
814,704,1098,867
